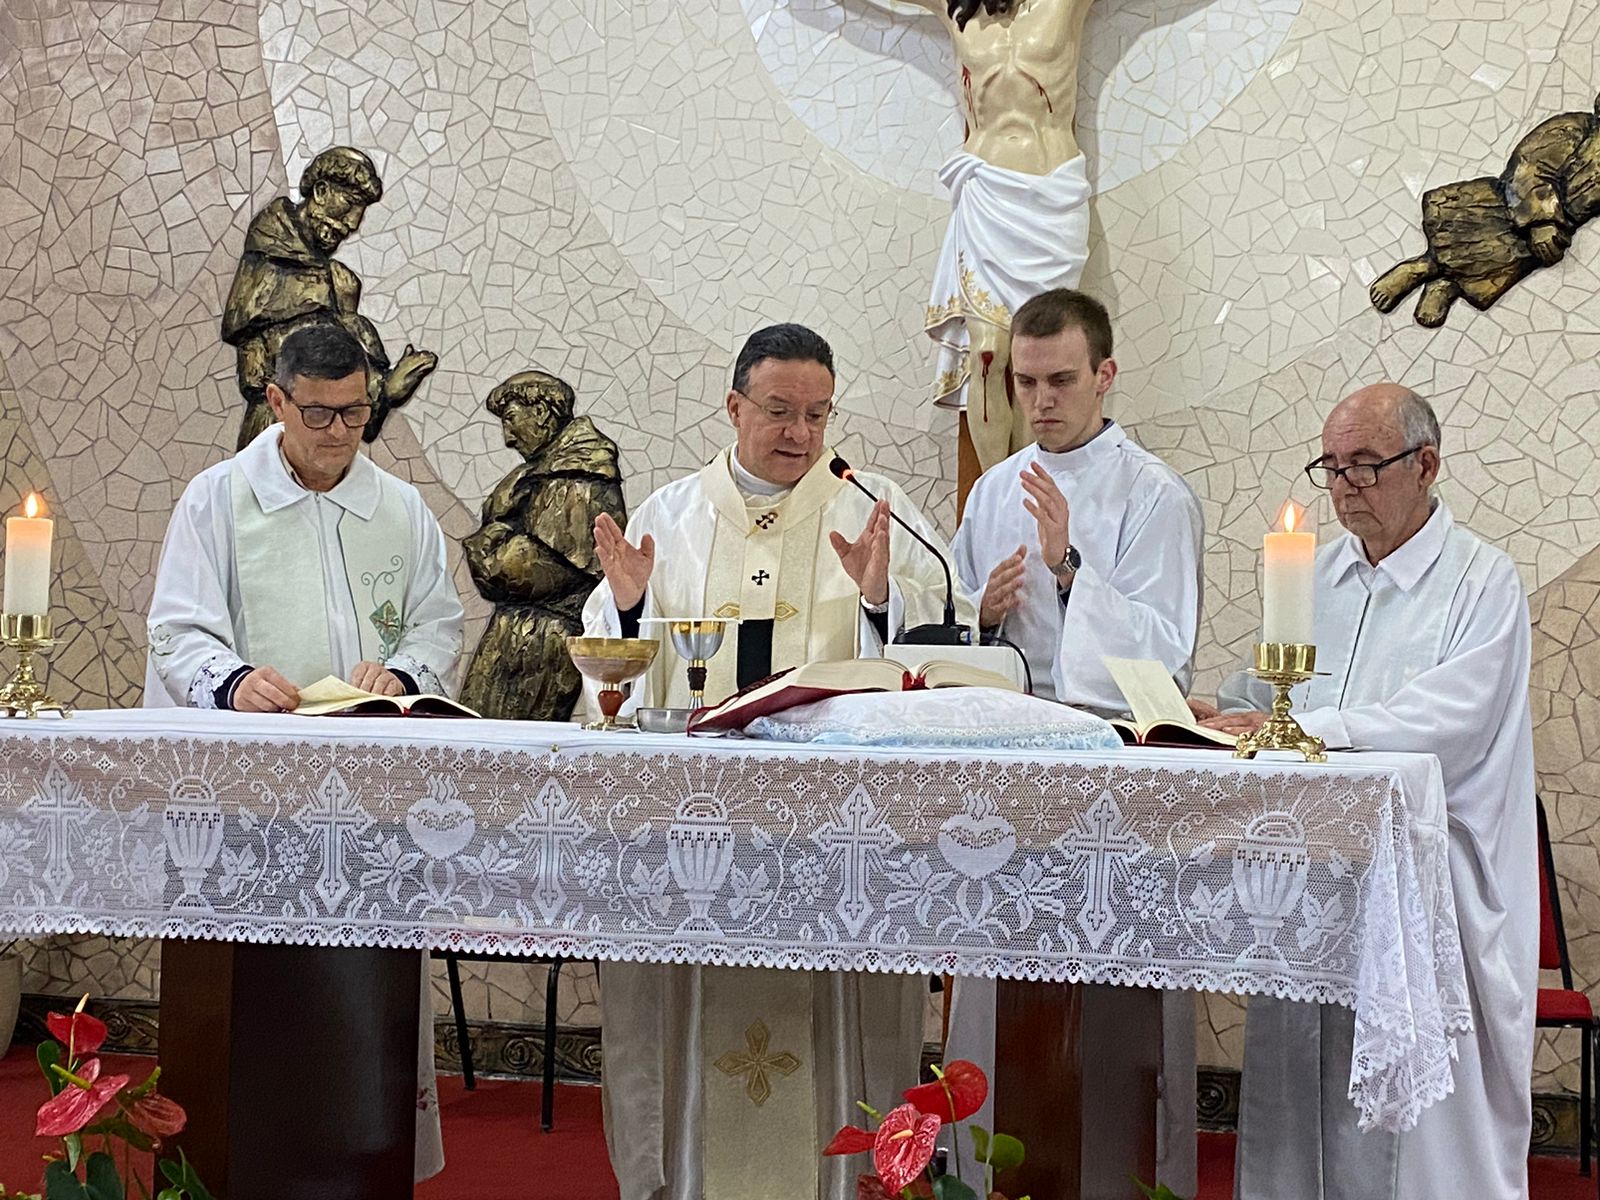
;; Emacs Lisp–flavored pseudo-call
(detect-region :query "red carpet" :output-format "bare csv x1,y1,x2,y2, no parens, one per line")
3,1047,1597,1198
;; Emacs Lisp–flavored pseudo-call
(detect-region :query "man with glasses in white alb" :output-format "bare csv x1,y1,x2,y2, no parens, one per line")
144,323,464,1180
1192,383,1537,1200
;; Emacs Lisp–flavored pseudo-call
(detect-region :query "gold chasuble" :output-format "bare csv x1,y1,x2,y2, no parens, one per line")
581,446,963,1200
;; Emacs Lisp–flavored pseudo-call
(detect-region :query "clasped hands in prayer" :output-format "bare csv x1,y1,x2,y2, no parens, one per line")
594,500,895,610
232,659,404,713
979,462,1072,629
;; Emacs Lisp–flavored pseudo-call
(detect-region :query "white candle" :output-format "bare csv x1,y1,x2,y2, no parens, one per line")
1262,498,1314,645
4,493,53,616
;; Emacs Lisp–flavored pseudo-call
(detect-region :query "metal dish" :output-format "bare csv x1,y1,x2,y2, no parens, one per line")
636,706,694,734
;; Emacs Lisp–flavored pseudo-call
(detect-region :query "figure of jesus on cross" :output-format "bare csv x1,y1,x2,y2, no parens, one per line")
897,0,1097,477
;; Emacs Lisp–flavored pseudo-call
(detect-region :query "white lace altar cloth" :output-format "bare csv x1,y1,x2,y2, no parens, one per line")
0,710,1467,1132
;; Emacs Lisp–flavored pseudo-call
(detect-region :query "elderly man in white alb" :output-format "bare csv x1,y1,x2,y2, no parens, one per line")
949,287,1204,1194
581,323,976,1200
145,323,465,1180
1196,383,1537,1200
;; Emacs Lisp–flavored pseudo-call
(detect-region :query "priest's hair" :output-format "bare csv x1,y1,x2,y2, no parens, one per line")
273,324,369,390
1395,388,1442,453
731,324,834,393
1012,289,1113,367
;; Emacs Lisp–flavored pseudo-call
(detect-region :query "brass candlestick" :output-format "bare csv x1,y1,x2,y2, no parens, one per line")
0,613,72,718
1233,642,1323,763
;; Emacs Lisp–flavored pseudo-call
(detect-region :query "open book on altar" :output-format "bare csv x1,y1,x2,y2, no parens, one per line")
686,656,1021,734
1102,656,1236,749
292,676,480,718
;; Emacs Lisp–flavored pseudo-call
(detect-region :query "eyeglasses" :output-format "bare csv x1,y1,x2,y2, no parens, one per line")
736,391,832,430
1304,446,1426,490
281,387,373,431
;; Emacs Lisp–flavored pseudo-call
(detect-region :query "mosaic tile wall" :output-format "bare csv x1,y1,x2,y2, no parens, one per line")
2,0,1599,1091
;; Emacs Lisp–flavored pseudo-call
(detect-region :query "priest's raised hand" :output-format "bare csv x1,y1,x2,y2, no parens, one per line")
593,511,656,610
828,496,891,607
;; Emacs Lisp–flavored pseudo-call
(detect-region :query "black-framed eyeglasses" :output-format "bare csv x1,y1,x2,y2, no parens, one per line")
281,387,373,431
1304,446,1425,490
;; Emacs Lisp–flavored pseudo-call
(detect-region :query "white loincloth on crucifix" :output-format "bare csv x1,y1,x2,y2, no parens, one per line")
581,446,976,1200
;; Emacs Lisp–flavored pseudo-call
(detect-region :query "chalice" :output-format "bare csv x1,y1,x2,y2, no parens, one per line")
565,637,659,731
635,617,733,734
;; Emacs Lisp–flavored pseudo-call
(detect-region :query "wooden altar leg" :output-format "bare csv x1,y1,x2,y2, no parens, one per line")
160,941,420,1200
994,981,1162,1200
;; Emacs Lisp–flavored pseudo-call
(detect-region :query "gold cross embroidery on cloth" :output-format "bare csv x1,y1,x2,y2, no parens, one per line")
713,1018,801,1107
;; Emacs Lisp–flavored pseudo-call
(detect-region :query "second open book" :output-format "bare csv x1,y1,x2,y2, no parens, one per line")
292,676,479,718
1102,657,1236,749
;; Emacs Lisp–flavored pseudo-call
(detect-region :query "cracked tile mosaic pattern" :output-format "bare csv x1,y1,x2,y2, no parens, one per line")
1,0,1598,1091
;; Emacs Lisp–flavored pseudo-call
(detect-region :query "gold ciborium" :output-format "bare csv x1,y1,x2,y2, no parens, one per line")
0,613,71,719
1232,642,1324,763
566,636,659,731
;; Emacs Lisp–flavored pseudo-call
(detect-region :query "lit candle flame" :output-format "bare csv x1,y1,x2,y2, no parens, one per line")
1277,498,1304,534
23,493,42,520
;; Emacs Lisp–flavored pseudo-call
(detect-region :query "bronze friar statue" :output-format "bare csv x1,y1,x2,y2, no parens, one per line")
222,146,437,448
459,372,625,720
1373,94,1600,327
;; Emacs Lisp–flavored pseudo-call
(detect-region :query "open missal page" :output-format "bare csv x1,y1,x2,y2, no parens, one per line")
686,655,1019,734
293,676,479,718
1101,656,1235,749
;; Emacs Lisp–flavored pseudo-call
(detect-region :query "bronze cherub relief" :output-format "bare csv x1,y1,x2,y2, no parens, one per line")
459,371,626,721
221,146,437,448
1373,94,1600,327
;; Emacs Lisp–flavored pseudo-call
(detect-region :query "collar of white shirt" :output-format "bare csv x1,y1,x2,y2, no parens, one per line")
1032,419,1123,473
1327,499,1452,593
241,423,381,520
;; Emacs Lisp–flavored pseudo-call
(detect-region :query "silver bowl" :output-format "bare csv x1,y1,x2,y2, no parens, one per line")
636,706,694,734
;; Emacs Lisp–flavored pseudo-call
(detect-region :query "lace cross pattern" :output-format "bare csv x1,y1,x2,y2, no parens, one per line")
0,719,1468,1132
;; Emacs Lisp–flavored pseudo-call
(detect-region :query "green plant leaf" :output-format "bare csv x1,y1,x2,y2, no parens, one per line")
987,1134,1025,1172
930,1178,978,1200
1131,1178,1188,1200
968,1125,991,1164
42,1163,87,1200
37,1043,65,1097
64,1136,82,1174
81,1154,123,1200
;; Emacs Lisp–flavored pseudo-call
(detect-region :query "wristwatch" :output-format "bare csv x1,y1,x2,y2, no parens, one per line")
1051,544,1081,580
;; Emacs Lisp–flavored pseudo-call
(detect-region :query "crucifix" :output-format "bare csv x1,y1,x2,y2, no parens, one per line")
887,0,1098,495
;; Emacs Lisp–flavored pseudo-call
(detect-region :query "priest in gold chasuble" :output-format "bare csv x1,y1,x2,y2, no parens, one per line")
581,325,977,1200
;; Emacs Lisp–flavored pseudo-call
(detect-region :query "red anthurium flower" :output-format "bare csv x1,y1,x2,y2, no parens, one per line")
825,1125,877,1156
872,1103,941,1195
902,1059,988,1123
36,1058,131,1137
127,1093,187,1139
46,1010,108,1060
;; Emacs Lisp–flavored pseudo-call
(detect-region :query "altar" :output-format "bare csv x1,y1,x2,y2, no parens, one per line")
0,709,1468,1198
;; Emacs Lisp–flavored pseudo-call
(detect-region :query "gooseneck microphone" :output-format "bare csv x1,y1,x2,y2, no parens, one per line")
829,455,968,645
